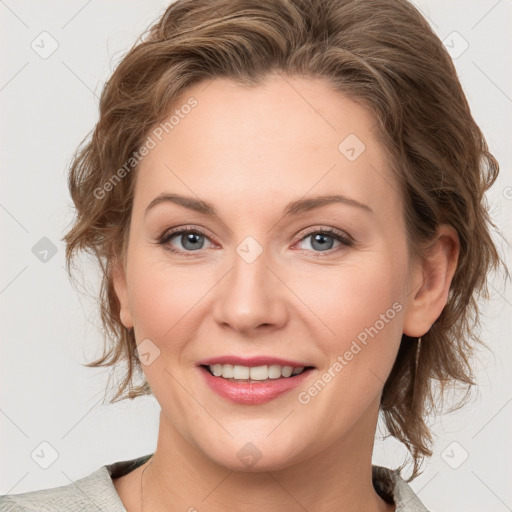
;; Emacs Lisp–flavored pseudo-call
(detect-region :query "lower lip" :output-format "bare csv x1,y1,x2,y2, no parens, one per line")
198,366,314,405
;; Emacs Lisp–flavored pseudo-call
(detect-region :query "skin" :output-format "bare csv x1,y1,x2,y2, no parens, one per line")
111,73,459,512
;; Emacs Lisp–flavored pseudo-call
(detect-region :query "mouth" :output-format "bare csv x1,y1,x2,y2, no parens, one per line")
198,363,315,406
196,357,317,405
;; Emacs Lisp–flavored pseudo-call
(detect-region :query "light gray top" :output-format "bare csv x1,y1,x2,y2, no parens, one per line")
0,454,429,511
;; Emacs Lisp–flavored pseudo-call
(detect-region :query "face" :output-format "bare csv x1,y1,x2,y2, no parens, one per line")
113,74,424,471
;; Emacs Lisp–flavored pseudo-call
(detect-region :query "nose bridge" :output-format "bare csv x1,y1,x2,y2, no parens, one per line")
212,237,289,332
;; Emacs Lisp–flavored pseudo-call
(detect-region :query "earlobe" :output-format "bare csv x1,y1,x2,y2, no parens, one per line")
112,257,134,329
403,224,460,337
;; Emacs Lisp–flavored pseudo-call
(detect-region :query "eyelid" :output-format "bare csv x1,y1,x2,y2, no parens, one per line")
160,225,216,242
294,225,353,244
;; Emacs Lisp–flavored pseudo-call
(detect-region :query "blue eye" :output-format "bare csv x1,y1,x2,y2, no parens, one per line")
159,228,212,253
158,226,353,256
296,228,353,253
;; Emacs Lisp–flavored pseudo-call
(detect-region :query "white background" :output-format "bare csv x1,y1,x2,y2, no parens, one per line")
1,1,511,510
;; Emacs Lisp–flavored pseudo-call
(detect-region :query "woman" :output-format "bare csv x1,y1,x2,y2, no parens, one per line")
0,0,505,510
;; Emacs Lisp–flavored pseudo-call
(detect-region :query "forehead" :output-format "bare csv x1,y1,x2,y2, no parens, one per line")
134,74,400,218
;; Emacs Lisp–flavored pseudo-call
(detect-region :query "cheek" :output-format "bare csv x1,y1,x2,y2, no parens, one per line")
292,257,406,428
126,248,220,357
298,255,406,409
301,257,403,345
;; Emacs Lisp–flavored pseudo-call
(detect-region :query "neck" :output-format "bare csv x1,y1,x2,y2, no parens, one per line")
141,407,393,512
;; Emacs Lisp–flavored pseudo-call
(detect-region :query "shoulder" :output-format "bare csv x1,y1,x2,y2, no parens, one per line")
0,466,125,512
373,465,430,512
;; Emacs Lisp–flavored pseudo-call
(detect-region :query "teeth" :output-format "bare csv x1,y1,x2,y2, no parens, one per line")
268,365,282,379
249,365,268,380
207,364,307,380
233,365,250,379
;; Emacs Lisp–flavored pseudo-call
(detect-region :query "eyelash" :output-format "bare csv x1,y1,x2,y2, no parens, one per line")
157,225,354,257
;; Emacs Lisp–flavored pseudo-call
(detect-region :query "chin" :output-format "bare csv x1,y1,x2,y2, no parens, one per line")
195,430,307,473
211,449,302,473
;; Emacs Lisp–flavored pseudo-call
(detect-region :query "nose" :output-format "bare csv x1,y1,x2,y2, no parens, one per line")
212,248,289,335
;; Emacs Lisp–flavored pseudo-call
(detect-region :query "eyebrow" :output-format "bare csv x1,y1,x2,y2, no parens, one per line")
144,192,373,218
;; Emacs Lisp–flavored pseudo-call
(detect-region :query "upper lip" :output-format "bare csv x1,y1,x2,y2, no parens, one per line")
197,356,314,368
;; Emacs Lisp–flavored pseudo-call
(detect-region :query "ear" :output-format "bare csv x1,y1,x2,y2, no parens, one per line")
403,224,460,337
111,255,134,330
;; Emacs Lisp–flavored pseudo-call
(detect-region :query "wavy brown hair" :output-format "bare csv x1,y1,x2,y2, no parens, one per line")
62,0,506,479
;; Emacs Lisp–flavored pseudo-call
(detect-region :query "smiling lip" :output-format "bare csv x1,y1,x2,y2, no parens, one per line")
196,355,313,367
196,355,315,405
199,366,314,405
